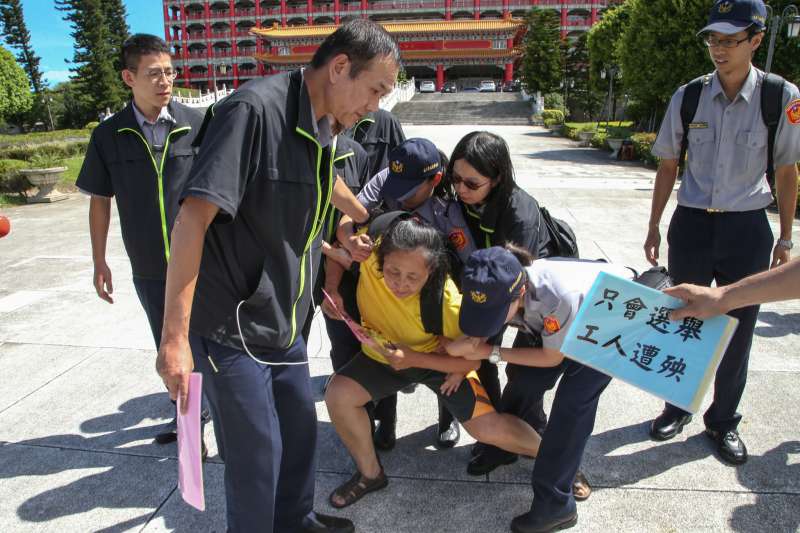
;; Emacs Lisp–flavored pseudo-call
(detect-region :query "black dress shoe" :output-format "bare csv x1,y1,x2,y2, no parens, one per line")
466,446,518,476
471,441,485,458
299,512,355,533
705,429,748,465
434,419,460,449
649,411,692,441
511,509,578,533
373,418,396,451
155,417,178,444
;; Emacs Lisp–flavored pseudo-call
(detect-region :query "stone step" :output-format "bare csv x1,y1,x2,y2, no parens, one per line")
393,96,532,125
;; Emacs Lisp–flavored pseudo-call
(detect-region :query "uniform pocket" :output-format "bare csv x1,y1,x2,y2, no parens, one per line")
687,129,716,178
735,130,767,178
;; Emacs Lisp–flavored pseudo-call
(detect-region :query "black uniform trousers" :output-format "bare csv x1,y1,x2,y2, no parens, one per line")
477,330,548,433
665,206,773,432
509,360,611,519
191,334,316,533
132,277,166,347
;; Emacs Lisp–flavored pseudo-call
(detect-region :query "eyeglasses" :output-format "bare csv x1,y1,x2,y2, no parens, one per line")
451,173,492,191
702,35,751,48
133,69,178,82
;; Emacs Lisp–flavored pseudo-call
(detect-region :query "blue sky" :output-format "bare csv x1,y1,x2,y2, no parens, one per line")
20,0,163,86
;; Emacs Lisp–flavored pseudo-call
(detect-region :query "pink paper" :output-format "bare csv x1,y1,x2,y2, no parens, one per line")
177,372,205,511
322,289,396,351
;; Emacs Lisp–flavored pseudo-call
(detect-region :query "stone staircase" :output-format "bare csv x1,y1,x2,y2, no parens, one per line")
392,92,532,125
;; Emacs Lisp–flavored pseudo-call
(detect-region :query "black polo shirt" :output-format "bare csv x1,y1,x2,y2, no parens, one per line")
76,101,203,280
324,135,370,243
461,185,551,258
348,108,406,180
183,69,337,355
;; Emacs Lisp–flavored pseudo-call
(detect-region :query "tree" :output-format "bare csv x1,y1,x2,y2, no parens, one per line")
565,33,602,121
0,0,43,94
617,0,711,128
587,2,629,96
520,8,564,96
756,0,800,83
102,0,130,73
0,45,33,124
56,0,128,126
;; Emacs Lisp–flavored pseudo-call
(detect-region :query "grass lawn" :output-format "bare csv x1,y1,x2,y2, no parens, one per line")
61,155,84,187
564,121,634,137
0,129,90,147
0,193,26,207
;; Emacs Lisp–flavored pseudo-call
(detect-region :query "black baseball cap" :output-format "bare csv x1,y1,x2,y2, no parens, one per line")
698,0,767,35
383,138,442,202
459,247,526,338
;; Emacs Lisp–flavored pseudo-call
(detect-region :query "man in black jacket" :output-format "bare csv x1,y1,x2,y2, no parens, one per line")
157,20,400,533
77,34,204,446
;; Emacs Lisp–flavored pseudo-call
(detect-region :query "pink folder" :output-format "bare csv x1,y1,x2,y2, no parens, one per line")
177,372,205,511
322,289,396,351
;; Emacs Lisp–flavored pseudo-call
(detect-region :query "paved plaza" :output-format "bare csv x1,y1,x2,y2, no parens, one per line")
0,125,798,532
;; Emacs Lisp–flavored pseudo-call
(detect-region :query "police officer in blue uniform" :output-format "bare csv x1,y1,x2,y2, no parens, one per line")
644,0,800,465
446,246,634,532
156,20,400,533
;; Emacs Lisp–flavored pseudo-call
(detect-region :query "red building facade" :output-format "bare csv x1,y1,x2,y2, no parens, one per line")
163,0,615,90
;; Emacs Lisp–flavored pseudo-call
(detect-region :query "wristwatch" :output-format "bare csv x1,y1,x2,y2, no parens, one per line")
777,238,793,250
488,345,503,364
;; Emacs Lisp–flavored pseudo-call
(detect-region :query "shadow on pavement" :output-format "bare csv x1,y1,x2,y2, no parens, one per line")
753,312,800,338
730,440,800,533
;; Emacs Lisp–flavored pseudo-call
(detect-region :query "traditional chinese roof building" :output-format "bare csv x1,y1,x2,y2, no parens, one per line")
163,0,619,90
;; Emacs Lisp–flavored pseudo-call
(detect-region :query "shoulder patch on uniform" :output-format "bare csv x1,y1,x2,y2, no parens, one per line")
543,315,561,334
786,99,800,125
448,228,467,251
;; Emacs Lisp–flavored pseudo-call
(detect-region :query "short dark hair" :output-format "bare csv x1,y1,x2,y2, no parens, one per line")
121,34,171,72
377,217,450,301
446,131,516,199
310,19,400,78
504,242,535,267
746,25,764,39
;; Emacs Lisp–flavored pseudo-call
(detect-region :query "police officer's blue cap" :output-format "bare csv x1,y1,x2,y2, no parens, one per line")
383,138,442,202
699,0,767,36
459,247,526,338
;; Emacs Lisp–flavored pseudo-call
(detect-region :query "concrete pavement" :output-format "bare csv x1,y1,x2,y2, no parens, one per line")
0,124,798,533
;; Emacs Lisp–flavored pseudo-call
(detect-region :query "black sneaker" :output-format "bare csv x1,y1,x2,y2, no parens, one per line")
154,417,177,444
467,445,518,476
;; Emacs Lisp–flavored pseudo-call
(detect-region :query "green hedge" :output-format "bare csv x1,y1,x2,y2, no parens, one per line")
590,131,609,149
0,140,88,162
541,109,565,124
630,132,659,167
0,158,30,193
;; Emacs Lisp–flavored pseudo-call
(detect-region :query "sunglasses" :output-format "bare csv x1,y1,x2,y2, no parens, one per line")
451,173,492,191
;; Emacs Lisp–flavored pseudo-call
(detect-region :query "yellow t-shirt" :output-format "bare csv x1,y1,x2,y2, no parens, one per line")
357,252,463,364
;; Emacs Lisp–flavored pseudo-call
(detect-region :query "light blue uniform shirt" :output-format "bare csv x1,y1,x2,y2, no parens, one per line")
652,67,800,212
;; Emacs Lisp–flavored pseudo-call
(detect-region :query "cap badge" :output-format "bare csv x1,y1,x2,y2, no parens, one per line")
543,315,561,334
717,1,733,14
470,290,487,304
390,160,404,173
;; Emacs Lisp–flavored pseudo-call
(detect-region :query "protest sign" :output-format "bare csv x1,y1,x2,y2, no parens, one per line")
560,272,738,413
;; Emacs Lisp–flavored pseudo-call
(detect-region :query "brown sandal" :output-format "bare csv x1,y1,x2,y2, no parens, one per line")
573,470,592,501
329,469,388,509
